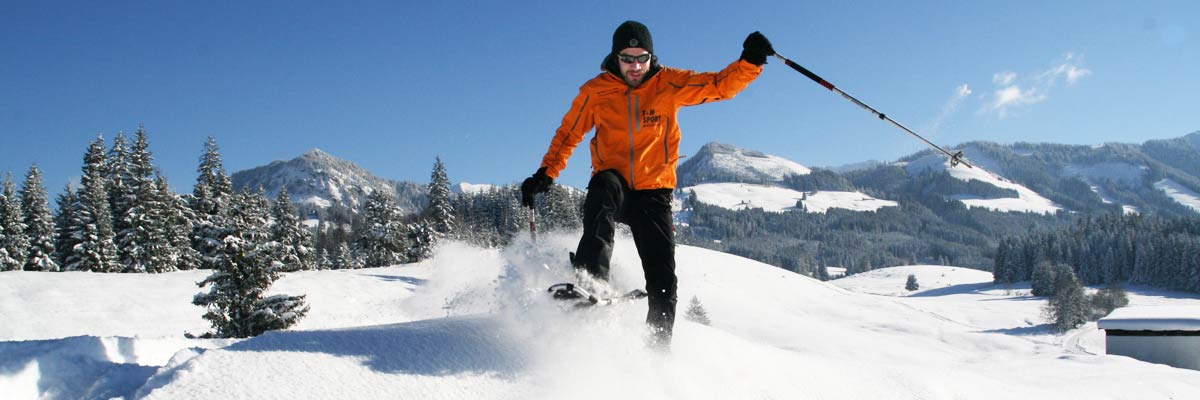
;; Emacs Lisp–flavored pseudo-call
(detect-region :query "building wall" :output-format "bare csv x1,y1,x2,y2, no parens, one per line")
1106,335,1200,370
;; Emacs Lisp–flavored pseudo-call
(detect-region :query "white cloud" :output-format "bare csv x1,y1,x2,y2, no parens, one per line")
925,84,973,135
956,83,972,97
982,53,1089,118
988,85,1046,118
993,71,1017,86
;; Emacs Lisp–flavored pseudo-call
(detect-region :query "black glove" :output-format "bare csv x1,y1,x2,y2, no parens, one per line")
740,31,775,66
520,167,553,208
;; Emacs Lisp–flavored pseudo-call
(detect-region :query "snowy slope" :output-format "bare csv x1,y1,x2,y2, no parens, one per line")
1154,179,1200,212
904,149,1061,214
1062,162,1147,214
683,182,897,213
3,236,1200,399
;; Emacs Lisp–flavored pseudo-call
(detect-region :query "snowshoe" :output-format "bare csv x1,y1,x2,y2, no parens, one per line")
547,283,648,309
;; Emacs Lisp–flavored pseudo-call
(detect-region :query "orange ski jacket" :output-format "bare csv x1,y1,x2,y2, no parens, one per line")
539,58,763,190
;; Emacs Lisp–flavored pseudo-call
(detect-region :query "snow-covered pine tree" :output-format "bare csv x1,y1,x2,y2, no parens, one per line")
106,132,137,271
685,295,711,325
53,184,81,270
333,242,353,270
357,190,406,268
114,126,173,272
317,248,331,270
0,172,30,271
158,176,200,270
192,190,308,338
502,187,531,244
905,274,920,291
191,137,234,270
406,220,436,262
128,172,174,273
427,156,454,237
271,186,315,271
539,184,583,232
1030,261,1058,297
1044,266,1088,332
21,165,58,271
73,136,120,272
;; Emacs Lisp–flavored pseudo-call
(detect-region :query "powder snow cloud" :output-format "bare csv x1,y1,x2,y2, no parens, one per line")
983,53,1091,118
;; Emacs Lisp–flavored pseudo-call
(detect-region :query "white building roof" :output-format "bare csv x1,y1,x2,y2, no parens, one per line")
1098,306,1200,331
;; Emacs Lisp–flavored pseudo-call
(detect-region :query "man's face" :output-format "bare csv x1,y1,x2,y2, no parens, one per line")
617,48,651,87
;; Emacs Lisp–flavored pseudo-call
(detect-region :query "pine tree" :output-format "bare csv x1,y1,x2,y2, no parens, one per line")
115,126,171,272
0,172,30,271
685,296,711,325
191,137,234,270
1030,261,1058,297
540,184,583,232
159,176,200,270
192,190,309,338
333,242,354,269
74,136,120,272
406,220,436,262
905,274,920,291
1045,266,1089,332
357,191,406,268
427,157,454,237
107,132,137,271
21,165,58,271
317,248,331,270
53,184,81,270
271,187,315,271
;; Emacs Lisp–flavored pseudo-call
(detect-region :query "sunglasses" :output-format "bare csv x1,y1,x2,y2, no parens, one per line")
617,53,652,64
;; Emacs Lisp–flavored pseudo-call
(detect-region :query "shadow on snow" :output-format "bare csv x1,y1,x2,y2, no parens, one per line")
223,315,526,378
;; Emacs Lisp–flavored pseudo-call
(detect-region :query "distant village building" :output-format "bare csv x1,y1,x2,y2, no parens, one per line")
1098,306,1200,371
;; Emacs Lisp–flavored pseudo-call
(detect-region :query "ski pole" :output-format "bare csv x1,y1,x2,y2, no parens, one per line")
773,53,974,169
529,206,538,243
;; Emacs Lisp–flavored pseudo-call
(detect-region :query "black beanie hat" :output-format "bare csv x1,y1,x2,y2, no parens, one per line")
612,20,653,54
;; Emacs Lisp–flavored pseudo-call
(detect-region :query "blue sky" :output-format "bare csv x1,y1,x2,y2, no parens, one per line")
2,1,1197,194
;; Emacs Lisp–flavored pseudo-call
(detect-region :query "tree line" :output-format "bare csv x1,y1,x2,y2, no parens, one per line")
0,127,464,338
993,213,1200,293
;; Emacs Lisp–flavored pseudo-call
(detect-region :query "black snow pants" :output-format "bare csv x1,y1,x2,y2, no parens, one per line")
572,170,678,345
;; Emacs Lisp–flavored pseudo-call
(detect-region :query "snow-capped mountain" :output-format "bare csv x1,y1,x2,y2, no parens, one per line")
230,149,426,213
676,142,895,214
677,142,811,187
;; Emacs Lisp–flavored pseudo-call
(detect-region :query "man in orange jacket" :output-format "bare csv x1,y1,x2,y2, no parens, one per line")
521,20,773,347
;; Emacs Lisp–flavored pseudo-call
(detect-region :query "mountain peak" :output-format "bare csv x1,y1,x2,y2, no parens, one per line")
678,142,810,186
231,150,426,213
302,148,330,158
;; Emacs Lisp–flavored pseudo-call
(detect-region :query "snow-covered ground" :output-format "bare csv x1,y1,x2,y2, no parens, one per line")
3,234,1199,399
1154,178,1200,213
683,182,897,213
904,152,1062,214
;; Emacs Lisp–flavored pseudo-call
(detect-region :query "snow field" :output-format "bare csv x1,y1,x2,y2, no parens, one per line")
2,232,1200,399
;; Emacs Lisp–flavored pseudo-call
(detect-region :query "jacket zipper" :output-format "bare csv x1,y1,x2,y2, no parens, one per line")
627,88,638,188
664,117,671,165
